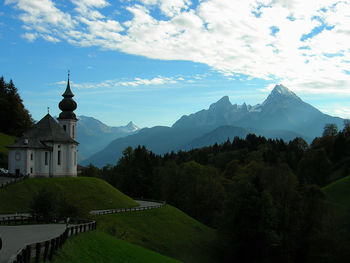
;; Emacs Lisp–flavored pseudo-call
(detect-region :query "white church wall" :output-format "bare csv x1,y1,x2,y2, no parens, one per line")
34,150,51,177
59,119,77,141
51,143,77,177
8,149,27,176
27,150,35,177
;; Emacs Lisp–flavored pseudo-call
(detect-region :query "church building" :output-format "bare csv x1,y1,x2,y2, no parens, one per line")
7,73,79,177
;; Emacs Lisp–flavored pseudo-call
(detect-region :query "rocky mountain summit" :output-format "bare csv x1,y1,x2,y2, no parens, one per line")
173,84,343,138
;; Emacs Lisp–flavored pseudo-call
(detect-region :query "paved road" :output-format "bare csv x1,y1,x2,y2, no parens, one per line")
90,200,163,215
0,200,163,262
0,224,66,263
134,200,162,207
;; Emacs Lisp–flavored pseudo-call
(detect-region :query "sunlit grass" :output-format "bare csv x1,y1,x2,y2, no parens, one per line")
0,177,138,215
96,205,218,263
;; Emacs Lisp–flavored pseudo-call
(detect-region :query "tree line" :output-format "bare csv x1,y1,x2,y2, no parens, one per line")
83,123,350,263
0,76,33,137
0,76,34,168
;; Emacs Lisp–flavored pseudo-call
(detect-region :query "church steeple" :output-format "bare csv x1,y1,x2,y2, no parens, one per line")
58,70,77,120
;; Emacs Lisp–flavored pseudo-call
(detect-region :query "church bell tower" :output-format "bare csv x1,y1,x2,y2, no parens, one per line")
58,71,78,140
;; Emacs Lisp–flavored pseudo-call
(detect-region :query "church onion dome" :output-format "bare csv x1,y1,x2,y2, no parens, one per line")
58,71,77,120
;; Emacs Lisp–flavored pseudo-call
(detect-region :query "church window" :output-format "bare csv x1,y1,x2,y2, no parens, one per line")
45,152,48,165
30,167,33,173
63,125,66,131
30,153,33,160
15,152,21,161
72,125,75,138
58,150,61,165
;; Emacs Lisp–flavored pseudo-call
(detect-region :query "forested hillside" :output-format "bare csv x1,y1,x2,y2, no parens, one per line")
0,76,33,136
83,123,350,263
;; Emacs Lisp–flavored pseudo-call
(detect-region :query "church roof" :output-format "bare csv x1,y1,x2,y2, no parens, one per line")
8,114,78,149
58,72,77,120
62,78,74,98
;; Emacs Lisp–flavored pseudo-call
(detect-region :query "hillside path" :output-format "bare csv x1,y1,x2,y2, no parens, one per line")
90,200,163,215
0,224,66,263
0,199,164,263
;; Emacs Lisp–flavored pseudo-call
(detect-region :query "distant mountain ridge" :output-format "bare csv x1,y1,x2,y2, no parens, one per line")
173,84,343,138
77,116,139,161
81,85,344,167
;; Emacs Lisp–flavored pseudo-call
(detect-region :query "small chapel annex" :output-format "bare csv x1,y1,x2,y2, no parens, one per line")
7,73,79,177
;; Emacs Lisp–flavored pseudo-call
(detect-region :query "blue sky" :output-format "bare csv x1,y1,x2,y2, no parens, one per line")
1,0,350,128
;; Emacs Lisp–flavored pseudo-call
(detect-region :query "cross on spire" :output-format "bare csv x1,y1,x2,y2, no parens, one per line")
68,69,70,80
47,106,50,114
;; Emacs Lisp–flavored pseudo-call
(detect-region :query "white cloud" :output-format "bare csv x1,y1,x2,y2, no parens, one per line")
6,0,75,29
138,0,191,17
21,32,37,42
71,0,110,20
320,104,350,119
42,34,60,42
6,0,350,96
57,75,181,90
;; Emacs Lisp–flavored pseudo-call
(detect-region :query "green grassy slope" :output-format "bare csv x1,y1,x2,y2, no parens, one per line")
0,132,16,155
323,174,350,217
52,231,181,263
96,205,217,263
0,177,138,214
0,132,16,168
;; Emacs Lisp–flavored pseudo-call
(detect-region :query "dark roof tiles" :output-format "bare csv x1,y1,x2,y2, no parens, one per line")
8,114,78,149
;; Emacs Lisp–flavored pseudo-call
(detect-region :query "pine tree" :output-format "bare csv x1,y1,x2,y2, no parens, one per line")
0,76,34,136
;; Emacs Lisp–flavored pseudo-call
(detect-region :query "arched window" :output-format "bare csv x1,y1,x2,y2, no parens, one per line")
15,152,21,161
63,125,67,131
45,152,48,165
58,150,61,165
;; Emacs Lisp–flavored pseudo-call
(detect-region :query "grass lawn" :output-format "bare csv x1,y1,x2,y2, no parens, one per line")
52,230,181,263
96,205,218,263
323,174,350,218
0,177,138,215
0,132,16,155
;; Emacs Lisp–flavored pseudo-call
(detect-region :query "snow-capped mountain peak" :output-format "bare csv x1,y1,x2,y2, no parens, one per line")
270,84,299,98
262,84,300,106
125,121,139,132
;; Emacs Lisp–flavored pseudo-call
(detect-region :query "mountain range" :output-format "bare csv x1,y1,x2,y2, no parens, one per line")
81,85,344,167
77,116,139,161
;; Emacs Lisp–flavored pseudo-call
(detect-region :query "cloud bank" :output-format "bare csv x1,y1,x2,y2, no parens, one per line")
5,0,350,94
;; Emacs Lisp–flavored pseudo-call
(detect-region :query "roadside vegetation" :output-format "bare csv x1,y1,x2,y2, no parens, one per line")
52,231,181,263
323,174,350,218
96,205,217,263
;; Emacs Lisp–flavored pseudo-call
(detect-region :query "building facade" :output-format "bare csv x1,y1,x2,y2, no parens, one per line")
7,74,79,177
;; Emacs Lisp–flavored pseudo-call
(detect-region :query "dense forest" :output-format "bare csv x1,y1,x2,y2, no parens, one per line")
0,76,34,167
0,76,33,136
83,124,350,263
